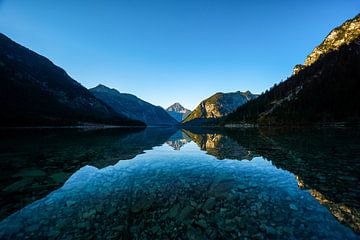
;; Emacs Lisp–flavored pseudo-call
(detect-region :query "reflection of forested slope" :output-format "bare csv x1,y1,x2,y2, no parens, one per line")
184,127,360,232
258,128,360,210
0,127,176,220
224,127,360,233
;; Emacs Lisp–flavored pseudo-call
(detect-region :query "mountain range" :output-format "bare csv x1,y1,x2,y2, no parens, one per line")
89,85,178,126
0,33,144,127
166,103,191,122
183,91,258,125
225,13,360,126
1,13,359,127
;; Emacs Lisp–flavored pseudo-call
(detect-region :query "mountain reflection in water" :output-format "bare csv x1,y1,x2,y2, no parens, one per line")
186,127,360,234
0,127,177,219
0,127,359,239
166,131,192,150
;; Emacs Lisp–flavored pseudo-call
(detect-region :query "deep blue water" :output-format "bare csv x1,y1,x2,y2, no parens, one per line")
0,127,359,239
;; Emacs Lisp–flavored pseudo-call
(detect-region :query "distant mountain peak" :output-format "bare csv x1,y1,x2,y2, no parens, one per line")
166,103,192,122
166,103,189,113
89,85,177,126
90,84,120,95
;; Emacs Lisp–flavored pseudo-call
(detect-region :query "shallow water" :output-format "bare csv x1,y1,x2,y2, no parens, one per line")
0,127,359,239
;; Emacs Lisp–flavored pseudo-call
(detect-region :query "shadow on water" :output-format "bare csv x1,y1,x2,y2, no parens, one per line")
0,127,177,220
185,127,360,234
0,127,359,239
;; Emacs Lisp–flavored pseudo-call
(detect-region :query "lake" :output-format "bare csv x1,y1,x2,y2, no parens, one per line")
0,127,359,239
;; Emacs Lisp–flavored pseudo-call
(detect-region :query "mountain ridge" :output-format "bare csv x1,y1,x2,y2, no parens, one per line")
293,14,360,74
183,90,258,125
226,14,360,125
0,33,143,127
90,84,178,126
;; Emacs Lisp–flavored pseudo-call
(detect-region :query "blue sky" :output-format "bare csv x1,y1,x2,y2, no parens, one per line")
0,0,359,110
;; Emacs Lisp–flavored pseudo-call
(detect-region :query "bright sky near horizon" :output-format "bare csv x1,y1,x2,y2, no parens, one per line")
0,1,359,110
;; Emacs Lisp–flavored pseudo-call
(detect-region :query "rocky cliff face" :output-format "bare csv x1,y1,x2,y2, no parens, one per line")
183,91,258,124
166,103,191,122
0,33,143,126
90,85,178,126
293,14,360,74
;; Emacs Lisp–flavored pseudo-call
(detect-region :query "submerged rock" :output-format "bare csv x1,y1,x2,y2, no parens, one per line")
131,197,154,213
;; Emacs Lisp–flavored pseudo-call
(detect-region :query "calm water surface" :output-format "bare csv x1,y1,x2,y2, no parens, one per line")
0,127,359,239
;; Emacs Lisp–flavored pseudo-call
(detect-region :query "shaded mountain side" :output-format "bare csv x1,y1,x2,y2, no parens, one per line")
167,112,183,122
0,33,143,127
226,40,360,125
90,85,178,126
183,91,258,125
225,14,360,126
166,103,191,122
0,127,177,220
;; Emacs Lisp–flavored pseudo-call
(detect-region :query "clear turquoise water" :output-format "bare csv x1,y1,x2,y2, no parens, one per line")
0,127,359,239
